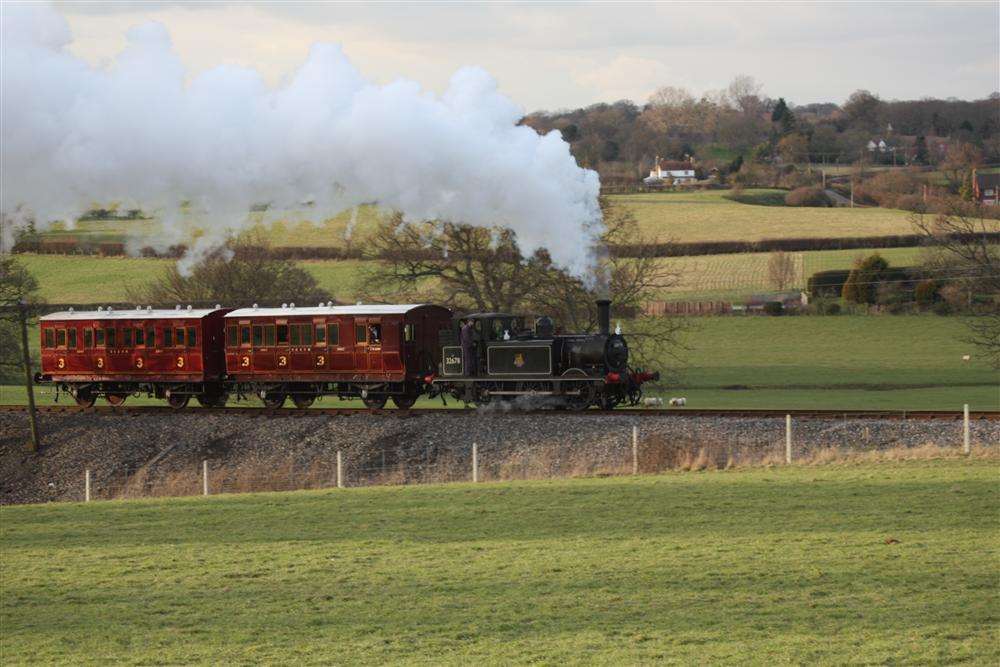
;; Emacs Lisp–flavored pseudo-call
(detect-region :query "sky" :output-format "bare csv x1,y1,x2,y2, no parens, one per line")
45,1,1000,113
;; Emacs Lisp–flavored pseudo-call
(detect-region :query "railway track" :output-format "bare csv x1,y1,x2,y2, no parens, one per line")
1,404,997,420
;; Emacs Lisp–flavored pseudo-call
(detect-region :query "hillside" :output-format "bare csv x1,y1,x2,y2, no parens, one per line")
2,460,997,664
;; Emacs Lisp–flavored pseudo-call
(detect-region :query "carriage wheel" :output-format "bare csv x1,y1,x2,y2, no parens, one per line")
72,387,96,408
262,392,286,409
166,393,190,410
292,395,316,409
105,393,128,407
362,395,387,410
391,393,418,410
196,392,228,408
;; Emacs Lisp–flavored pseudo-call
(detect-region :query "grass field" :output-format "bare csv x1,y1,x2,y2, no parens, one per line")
610,189,917,243
2,460,997,664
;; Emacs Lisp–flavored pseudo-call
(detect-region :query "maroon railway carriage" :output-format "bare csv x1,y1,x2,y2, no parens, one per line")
224,303,452,409
36,307,231,408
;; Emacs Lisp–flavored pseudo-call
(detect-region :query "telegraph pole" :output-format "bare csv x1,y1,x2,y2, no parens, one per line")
18,299,40,452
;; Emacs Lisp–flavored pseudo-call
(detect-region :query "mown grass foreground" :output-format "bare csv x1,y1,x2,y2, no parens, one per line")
2,460,998,664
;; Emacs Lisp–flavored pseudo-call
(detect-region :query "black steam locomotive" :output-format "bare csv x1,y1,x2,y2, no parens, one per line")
431,299,658,409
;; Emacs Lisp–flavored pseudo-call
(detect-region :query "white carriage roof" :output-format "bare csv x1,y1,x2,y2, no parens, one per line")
40,308,222,322
225,304,433,318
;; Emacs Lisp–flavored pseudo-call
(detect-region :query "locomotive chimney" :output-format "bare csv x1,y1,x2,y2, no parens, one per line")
596,299,611,335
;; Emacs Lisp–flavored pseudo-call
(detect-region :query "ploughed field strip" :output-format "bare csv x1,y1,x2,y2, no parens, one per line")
1,404,997,420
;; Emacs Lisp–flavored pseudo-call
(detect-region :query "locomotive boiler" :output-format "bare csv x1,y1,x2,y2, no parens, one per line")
431,299,659,409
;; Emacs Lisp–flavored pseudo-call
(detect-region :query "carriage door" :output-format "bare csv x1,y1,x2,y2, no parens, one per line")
353,319,369,372
237,320,253,375
312,319,327,372
253,321,276,372
367,318,384,372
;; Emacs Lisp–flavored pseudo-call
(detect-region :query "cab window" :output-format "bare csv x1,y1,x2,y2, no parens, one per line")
226,325,237,347
56,329,66,348
264,325,276,346
252,325,263,347
83,328,93,349
187,327,197,347
123,328,133,347
355,324,366,344
43,329,55,348
315,324,326,345
328,323,340,346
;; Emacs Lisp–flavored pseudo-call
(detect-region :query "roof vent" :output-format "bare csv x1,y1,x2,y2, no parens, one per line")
327,301,334,307
187,305,192,311
98,306,103,312
356,301,362,306
107,306,113,312
175,305,181,310
136,305,141,311
146,305,152,311
281,303,288,309
68,307,74,314
318,302,324,307
252,303,258,310
215,303,221,309
290,302,295,309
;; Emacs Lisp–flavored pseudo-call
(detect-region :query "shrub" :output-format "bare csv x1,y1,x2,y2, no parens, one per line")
808,269,852,297
843,253,890,304
914,279,940,307
785,186,830,207
896,193,928,213
824,302,841,315
763,301,784,316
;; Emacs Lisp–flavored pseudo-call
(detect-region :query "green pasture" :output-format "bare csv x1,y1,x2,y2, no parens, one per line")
2,460,998,664
610,189,917,243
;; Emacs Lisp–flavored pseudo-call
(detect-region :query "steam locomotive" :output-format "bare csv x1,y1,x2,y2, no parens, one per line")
35,299,658,410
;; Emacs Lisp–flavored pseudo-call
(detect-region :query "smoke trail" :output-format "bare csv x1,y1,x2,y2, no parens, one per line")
0,3,602,276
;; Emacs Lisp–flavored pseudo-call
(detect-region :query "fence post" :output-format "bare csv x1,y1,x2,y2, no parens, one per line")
632,425,639,475
336,450,344,488
85,469,91,502
202,460,209,496
785,414,792,464
472,442,479,483
963,404,970,455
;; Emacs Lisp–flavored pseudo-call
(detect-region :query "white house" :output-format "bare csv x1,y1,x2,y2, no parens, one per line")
645,157,696,184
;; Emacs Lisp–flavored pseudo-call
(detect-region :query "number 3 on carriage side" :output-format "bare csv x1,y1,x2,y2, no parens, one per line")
278,355,288,367
136,357,143,368
96,358,104,369
176,356,184,368
57,357,65,369
241,356,250,367
315,355,325,367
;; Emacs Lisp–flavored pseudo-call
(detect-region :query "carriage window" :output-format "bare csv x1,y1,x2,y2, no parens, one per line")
314,324,326,345
226,325,237,347
368,324,381,345
240,326,250,346
174,327,185,347
106,328,116,347
95,328,105,347
68,328,77,349
56,329,66,347
163,328,173,347
44,329,54,348
404,324,414,342
355,324,366,344
123,328,133,347
302,324,313,345
135,327,144,346
252,325,263,347
290,324,301,345
188,327,197,347
146,328,155,347
264,325,276,346
83,328,93,349
276,324,288,345
328,323,340,346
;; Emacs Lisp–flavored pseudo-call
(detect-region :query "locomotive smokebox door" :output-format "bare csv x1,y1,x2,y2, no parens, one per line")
441,346,464,375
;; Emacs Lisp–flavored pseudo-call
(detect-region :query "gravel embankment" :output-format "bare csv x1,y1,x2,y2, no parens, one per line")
1,411,996,505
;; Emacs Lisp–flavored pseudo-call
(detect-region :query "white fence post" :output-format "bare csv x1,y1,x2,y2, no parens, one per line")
632,425,639,475
472,442,479,483
202,460,209,496
85,469,91,502
963,404,971,455
785,415,792,464
337,450,344,489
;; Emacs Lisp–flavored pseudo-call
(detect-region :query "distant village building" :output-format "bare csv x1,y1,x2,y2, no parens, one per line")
644,157,696,184
867,139,888,152
973,170,1000,206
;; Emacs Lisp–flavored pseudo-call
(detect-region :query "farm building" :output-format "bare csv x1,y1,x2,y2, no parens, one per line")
973,170,1000,205
645,157,696,184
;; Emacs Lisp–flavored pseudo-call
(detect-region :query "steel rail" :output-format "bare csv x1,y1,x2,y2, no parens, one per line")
0,404,997,420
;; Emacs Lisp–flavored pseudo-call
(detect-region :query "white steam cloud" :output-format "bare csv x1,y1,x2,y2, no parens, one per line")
0,3,602,275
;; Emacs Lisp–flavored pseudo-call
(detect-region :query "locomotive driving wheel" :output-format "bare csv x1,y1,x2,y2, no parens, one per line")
72,386,96,408
105,393,128,407
561,369,594,411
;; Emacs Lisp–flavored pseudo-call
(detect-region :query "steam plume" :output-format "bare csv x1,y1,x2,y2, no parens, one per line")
0,3,602,275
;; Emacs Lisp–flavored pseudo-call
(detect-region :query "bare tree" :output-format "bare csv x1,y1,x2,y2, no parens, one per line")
912,199,1000,367
767,251,796,291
